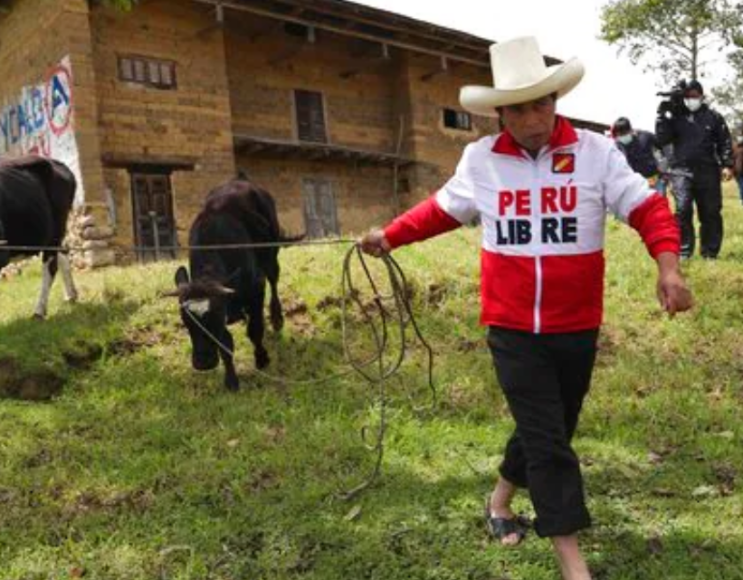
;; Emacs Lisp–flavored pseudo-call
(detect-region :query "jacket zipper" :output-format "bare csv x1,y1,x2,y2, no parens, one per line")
534,256,542,334
532,152,543,334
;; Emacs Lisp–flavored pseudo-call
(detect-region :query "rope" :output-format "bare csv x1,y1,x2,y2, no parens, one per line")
182,306,236,358
339,244,436,500
0,237,356,254
177,242,436,499
5,225,438,497
183,305,372,387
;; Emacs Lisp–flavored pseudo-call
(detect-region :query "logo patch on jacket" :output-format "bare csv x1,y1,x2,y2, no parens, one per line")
552,153,575,174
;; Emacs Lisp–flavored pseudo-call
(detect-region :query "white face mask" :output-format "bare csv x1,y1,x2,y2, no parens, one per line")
617,134,634,145
684,98,703,112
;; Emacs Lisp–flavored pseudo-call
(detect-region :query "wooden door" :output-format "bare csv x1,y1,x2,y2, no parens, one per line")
131,172,177,262
302,178,338,238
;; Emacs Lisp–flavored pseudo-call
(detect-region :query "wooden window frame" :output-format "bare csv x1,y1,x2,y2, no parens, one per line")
443,108,472,131
118,55,177,90
293,89,328,144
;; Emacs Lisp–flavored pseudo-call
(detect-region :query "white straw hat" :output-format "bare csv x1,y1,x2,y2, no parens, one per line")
460,36,584,118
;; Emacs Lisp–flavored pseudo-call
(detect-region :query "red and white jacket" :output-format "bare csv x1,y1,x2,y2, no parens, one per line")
384,117,679,334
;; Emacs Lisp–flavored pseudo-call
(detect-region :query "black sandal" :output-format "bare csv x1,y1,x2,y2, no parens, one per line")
484,502,530,545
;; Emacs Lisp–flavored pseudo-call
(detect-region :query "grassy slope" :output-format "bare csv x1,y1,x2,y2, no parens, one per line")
1,183,742,580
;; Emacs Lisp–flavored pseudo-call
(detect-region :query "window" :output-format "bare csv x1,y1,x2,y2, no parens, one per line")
295,89,327,143
119,56,177,90
443,108,472,131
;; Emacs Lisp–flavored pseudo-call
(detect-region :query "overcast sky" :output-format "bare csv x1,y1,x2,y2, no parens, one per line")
352,0,710,132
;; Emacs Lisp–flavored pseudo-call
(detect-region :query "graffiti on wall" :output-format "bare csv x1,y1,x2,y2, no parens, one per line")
0,56,85,205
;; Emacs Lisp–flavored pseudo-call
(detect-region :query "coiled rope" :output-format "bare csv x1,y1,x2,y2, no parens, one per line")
176,241,436,499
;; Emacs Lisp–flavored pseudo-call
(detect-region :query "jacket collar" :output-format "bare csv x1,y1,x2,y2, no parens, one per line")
492,116,578,158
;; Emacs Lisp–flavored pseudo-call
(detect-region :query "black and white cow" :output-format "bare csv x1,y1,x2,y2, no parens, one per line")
169,178,299,391
0,155,78,318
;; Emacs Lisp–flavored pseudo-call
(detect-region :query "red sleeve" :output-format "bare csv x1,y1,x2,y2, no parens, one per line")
628,193,680,258
384,195,462,249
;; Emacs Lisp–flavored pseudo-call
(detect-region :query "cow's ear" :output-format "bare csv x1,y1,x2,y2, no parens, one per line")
175,266,190,287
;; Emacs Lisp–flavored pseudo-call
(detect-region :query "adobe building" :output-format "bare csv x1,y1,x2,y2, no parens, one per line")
0,0,608,264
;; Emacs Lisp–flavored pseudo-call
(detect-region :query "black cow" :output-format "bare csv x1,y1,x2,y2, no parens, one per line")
0,155,78,318
169,178,298,391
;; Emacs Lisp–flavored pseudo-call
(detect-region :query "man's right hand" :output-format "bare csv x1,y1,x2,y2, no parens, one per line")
359,229,391,257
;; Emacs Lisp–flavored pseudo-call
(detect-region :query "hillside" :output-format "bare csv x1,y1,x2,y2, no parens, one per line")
1,185,743,579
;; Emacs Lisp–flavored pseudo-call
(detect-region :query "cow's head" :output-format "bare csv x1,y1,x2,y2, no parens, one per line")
169,266,234,372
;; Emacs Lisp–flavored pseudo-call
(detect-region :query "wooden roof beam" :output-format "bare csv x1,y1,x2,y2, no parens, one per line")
339,43,391,79
195,1,225,37
420,56,449,81
191,0,490,69
264,0,489,55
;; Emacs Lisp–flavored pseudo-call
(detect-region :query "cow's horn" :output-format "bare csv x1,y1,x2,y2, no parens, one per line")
160,289,182,298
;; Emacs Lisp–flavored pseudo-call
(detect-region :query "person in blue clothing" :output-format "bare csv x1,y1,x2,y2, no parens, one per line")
611,117,667,195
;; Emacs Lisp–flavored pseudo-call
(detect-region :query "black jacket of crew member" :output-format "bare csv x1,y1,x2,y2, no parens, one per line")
656,103,733,169
616,130,660,177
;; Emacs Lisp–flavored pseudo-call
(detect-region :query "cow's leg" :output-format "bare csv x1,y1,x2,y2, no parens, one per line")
219,329,240,391
264,255,284,332
246,281,270,369
34,252,58,319
57,251,78,303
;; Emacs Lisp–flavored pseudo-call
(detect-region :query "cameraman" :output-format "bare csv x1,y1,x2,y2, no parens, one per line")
656,80,734,259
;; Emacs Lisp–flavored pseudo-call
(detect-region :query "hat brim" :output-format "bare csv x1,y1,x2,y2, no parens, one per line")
459,58,585,118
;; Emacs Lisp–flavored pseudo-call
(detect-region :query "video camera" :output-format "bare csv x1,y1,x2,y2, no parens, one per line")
657,80,687,117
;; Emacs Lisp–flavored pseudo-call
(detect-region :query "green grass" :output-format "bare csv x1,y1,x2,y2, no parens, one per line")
1,183,743,579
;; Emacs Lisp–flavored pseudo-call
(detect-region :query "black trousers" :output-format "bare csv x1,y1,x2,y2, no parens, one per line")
487,326,599,538
670,165,723,258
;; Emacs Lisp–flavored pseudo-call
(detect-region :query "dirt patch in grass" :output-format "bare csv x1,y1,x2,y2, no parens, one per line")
596,325,621,366
284,298,308,317
62,340,104,370
107,324,174,357
317,294,344,311
0,356,65,401
64,488,155,517
427,282,450,307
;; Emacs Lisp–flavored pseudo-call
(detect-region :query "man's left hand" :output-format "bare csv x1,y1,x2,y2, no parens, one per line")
722,167,734,181
657,265,693,318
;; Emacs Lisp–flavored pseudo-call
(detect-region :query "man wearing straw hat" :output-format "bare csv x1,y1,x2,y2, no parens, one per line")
361,37,692,580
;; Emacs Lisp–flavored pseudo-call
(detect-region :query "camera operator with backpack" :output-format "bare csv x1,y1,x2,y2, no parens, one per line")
656,80,734,260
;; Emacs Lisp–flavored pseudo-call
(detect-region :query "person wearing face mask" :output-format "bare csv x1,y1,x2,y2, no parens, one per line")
655,79,734,259
611,117,667,194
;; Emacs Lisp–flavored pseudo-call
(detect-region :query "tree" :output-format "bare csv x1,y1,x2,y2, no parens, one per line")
711,42,743,130
599,0,743,84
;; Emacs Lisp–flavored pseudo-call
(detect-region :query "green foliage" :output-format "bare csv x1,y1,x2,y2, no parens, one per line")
711,44,743,128
2,183,743,578
599,0,743,83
